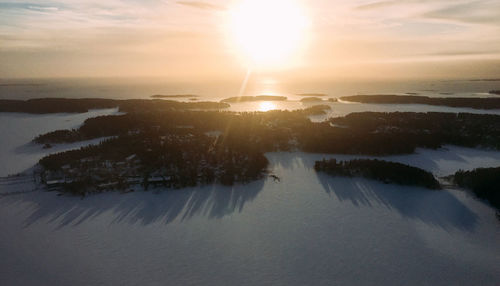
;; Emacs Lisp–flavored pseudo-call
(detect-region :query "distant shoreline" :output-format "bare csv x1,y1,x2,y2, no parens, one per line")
0,83,46,87
4,93,500,115
151,94,200,99
220,95,287,103
297,93,327,97
341,94,500,110
0,98,229,114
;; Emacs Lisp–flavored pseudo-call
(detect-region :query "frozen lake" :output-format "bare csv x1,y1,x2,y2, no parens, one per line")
0,151,499,285
0,108,499,285
0,108,120,177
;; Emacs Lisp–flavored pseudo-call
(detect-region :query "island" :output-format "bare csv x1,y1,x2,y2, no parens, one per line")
0,83,46,86
489,90,500,95
451,167,500,210
12,95,500,195
0,98,117,113
297,93,327,97
306,105,331,114
308,112,500,154
0,98,229,114
220,96,287,103
300,97,323,102
38,132,269,195
470,78,500,82
151,94,200,99
31,106,500,194
35,110,500,155
34,106,332,194
315,159,441,189
340,94,500,110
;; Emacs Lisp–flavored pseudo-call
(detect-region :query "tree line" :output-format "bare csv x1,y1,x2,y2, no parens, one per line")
0,98,229,114
315,158,441,189
35,110,500,156
453,167,500,211
340,95,500,110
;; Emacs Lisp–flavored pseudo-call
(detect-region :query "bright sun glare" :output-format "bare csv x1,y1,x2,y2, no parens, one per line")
258,101,277,112
229,0,308,68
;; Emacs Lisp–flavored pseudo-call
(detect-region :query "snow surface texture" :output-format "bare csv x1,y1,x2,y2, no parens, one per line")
0,151,499,285
1,110,500,285
0,109,120,177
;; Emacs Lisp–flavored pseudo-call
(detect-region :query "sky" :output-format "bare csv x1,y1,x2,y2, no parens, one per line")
1,0,500,79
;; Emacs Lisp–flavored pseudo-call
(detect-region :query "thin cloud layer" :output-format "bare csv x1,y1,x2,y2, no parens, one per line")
423,1,500,26
177,1,225,11
0,0,499,78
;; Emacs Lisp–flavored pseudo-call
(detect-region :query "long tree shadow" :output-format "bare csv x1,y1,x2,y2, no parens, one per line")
263,151,480,232
316,173,479,232
2,148,490,232
0,179,266,229
268,144,500,178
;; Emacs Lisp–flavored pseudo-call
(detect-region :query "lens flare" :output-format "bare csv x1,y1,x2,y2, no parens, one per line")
228,0,309,69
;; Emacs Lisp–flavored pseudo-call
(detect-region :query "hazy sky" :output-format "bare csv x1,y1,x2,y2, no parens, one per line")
1,0,499,79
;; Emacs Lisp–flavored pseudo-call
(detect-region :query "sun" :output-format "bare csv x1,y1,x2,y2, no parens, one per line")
228,0,309,69
259,101,277,112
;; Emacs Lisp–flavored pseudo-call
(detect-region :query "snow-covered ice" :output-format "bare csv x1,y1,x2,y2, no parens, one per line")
0,150,499,285
0,108,120,177
0,110,499,285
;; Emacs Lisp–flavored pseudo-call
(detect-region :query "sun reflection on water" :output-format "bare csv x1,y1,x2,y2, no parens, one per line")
259,101,277,112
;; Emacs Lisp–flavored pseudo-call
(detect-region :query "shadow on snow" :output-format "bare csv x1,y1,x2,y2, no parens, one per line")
267,151,479,232
0,179,265,229
0,149,486,231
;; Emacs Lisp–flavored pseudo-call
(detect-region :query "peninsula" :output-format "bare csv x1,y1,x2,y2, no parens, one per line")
340,95,500,109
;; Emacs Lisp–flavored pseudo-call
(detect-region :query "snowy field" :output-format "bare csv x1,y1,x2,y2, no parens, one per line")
0,108,120,177
0,109,499,285
0,151,499,285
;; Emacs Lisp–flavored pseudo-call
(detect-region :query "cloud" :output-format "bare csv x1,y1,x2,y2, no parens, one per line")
354,0,500,26
176,1,224,11
355,1,397,10
426,50,500,57
0,2,62,12
423,1,500,26
1,0,499,78
432,50,491,56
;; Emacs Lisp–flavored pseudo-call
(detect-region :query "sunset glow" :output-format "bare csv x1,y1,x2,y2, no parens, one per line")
2,1,500,285
228,0,309,69
258,101,277,112
0,1,499,79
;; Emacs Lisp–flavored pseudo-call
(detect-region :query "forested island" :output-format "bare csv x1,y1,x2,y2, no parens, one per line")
221,96,287,103
298,93,327,97
35,110,500,154
340,95,500,109
300,97,323,102
315,159,441,189
490,90,500,95
34,106,330,145
151,94,199,98
32,106,500,194
452,167,500,210
0,98,229,114
39,132,269,195
15,96,500,194
35,106,331,194
307,112,500,154
0,98,117,113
